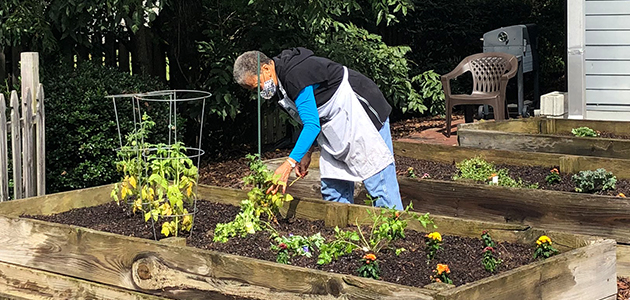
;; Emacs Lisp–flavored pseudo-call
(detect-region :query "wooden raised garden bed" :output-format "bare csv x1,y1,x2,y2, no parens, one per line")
0,184,617,300
457,117,630,159
269,142,630,277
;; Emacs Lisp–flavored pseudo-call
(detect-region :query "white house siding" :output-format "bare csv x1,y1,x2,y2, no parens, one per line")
584,0,630,120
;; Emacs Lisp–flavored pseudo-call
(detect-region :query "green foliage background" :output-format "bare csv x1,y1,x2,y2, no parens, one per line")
1,0,566,192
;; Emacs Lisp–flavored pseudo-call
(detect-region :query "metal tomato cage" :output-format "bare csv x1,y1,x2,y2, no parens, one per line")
107,90,210,240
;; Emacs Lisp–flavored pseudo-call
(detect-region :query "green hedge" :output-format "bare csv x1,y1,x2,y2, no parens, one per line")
43,61,168,193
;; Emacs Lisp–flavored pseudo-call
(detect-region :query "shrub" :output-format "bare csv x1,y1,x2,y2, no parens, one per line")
572,169,616,193
43,60,169,193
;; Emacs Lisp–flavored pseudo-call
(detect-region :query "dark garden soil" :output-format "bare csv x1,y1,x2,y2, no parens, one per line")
26,200,535,289
394,155,630,197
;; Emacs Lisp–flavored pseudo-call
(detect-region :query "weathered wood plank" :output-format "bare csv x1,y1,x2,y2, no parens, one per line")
552,118,630,135
458,118,541,134
20,53,39,113
0,261,168,300
0,94,8,202
35,84,45,196
393,142,560,168
399,178,630,243
458,128,630,159
617,244,630,279
0,215,434,300
21,88,33,198
10,91,21,200
435,239,617,300
394,141,630,179
0,184,114,217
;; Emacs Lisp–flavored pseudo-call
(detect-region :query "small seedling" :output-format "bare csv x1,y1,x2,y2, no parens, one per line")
431,264,453,284
425,231,442,261
357,253,380,279
533,235,559,259
545,168,562,185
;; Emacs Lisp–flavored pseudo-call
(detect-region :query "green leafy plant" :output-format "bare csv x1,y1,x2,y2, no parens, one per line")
572,168,617,193
482,246,501,273
412,70,445,116
425,231,442,261
533,235,559,259
407,167,417,178
572,127,599,137
213,155,294,242
480,230,501,272
431,264,453,284
357,253,380,279
271,233,325,264
453,157,538,189
545,168,562,185
481,230,496,248
318,204,436,265
111,114,198,237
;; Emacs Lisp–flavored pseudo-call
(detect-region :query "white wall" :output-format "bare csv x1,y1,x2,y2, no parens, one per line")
583,0,630,121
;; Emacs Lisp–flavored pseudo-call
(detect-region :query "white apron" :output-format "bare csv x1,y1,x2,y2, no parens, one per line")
277,67,393,182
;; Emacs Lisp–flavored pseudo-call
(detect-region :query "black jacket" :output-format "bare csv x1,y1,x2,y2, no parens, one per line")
273,47,392,130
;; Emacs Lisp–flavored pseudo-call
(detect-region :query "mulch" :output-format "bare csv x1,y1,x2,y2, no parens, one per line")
25,200,534,288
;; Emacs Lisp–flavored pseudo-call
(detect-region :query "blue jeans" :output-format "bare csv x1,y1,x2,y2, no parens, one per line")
320,118,403,210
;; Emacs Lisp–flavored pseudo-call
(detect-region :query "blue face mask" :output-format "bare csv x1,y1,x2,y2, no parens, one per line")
260,78,277,100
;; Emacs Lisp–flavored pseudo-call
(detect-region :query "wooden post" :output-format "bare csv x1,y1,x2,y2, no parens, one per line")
21,52,39,113
20,53,40,198
10,91,22,199
0,94,7,202
21,88,33,198
36,85,45,196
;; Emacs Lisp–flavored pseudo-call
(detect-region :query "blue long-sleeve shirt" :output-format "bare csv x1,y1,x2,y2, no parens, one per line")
289,84,320,162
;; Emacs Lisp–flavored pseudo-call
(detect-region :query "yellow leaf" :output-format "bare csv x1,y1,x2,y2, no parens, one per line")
121,186,129,199
141,187,148,201
129,176,137,189
285,194,294,202
186,183,193,198
161,223,171,237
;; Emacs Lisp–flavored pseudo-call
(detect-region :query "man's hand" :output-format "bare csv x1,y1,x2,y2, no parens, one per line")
295,152,312,178
267,158,297,194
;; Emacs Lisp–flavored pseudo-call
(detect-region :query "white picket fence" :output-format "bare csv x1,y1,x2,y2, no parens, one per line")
0,84,45,201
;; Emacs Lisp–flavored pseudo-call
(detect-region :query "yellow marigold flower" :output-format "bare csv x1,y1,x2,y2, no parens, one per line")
536,235,552,245
436,264,450,275
426,232,442,242
363,253,377,261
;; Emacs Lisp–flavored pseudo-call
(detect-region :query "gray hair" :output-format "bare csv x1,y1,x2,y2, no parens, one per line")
233,51,272,87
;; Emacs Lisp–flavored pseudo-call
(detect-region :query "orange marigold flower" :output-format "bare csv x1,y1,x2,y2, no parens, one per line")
618,193,626,198
488,173,498,179
395,211,401,218
363,253,377,261
436,264,450,275
551,168,559,174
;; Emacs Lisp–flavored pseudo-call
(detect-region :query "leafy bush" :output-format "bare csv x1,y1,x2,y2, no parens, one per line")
43,60,168,193
572,168,616,193
571,127,599,137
